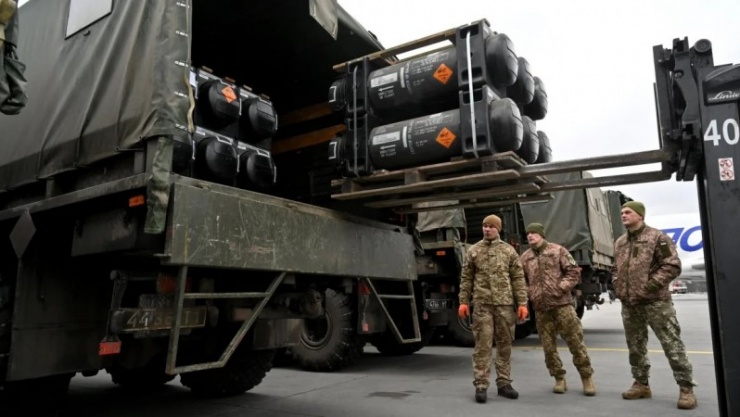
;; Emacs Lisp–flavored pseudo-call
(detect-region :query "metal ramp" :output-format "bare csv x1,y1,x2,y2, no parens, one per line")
164,267,286,374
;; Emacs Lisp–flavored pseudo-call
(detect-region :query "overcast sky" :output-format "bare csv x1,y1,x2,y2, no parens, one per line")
339,0,740,216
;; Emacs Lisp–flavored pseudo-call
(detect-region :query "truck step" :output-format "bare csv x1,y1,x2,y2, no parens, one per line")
364,278,421,344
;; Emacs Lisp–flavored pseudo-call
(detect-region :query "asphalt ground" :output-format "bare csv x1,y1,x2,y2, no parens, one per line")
62,293,717,417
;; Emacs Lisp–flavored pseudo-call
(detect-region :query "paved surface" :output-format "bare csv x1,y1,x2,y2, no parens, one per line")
63,294,717,417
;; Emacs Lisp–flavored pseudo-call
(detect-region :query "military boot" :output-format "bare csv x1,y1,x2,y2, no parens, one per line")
475,388,487,404
553,378,567,394
581,376,596,396
677,386,697,410
622,380,651,400
497,384,519,399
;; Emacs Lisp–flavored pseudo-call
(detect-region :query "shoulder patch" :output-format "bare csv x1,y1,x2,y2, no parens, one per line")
658,238,672,258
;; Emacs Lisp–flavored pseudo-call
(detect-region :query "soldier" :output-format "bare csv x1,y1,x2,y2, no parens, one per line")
458,214,529,403
612,201,697,410
520,223,596,396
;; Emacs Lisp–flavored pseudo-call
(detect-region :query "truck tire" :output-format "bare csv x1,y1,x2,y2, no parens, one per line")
447,302,475,347
372,338,424,356
0,373,73,417
0,284,10,385
291,288,362,371
370,322,434,356
108,353,176,390
576,303,585,319
514,308,536,340
271,347,293,367
180,347,274,397
449,302,534,342
514,321,534,339
572,296,585,319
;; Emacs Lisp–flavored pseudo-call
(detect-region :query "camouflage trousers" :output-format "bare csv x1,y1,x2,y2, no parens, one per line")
534,305,593,379
471,304,516,389
621,300,694,386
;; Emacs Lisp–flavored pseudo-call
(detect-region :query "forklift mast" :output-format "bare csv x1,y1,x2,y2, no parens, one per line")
653,37,740,417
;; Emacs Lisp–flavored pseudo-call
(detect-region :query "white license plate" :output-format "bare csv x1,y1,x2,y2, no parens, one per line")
120,307,208,332
425,299,449,311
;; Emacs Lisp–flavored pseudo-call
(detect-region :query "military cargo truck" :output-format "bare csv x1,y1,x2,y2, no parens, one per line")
605,190,630,240
0,0,430,413
1,7,564,407
0,5,654,415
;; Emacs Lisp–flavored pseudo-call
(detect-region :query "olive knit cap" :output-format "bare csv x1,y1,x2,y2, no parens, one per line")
482,214,502,231
622,201,646,218
525,222,546,238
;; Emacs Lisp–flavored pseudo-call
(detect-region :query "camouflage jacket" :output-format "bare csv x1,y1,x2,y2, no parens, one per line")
612,224,681,305
520,241,580,312
459,238,528,307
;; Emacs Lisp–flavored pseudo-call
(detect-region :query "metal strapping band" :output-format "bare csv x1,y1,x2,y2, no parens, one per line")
466,32,479,159
352,67,359,175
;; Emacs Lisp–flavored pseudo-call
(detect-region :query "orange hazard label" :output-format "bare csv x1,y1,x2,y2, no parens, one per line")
436,127,456,148
221,86,237,103
433,63,453,85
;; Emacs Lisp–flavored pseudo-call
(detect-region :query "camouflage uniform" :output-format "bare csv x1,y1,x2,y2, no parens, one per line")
613,224,694,387
521,241,593,379
459,238,527,389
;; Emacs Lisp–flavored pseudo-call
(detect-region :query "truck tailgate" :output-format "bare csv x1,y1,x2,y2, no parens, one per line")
163,178,416,280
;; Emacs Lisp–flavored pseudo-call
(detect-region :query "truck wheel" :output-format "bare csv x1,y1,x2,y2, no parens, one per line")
514,322,534,339
514,308,536,340
271,347,294,367
0,373,73,417
180,347,274,397
108,354,175,390
0,285,11,385
372,338,424,356
576,303,585,319
371,322,434,356
292,289,362,371
573,297,585,319
447,302,475,346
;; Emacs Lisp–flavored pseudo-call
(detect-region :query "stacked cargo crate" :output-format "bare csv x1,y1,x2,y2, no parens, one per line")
327,20,553,213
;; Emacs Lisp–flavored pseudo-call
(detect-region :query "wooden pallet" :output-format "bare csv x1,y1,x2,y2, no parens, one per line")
330,152,550,212
394,193,553,214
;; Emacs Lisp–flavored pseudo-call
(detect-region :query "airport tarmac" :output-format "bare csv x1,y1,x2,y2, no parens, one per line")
63,294,716,417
